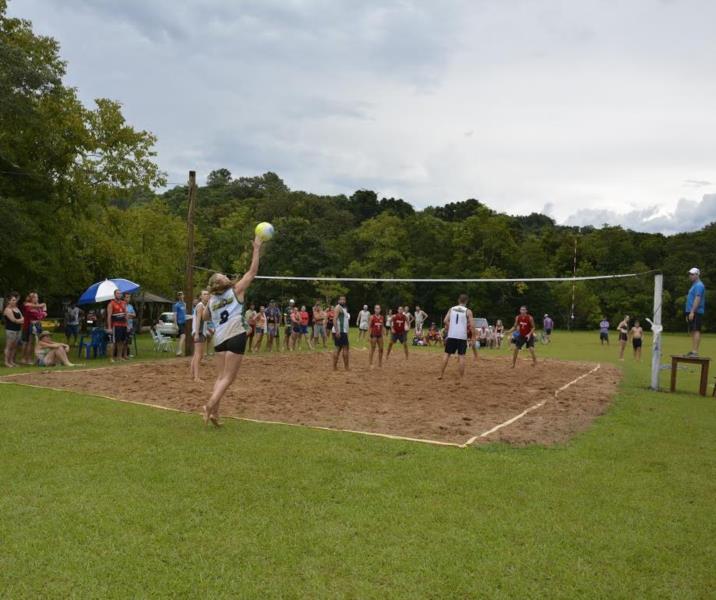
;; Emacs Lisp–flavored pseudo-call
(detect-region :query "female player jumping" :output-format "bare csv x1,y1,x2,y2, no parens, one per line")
202,236,262,426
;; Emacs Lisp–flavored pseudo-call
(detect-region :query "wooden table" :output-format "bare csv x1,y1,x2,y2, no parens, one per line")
670,355,711,396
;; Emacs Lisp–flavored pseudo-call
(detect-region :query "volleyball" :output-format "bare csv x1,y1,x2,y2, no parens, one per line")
255,222,275,241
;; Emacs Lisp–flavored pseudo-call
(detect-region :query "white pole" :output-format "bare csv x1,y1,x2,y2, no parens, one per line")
650,274,663,390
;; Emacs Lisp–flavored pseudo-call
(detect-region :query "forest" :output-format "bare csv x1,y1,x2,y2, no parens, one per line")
1,1,712,331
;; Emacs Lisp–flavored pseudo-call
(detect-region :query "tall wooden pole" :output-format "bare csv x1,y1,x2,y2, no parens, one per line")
184,170,197,356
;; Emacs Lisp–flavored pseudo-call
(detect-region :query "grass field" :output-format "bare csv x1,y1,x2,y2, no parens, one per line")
1,331,715,598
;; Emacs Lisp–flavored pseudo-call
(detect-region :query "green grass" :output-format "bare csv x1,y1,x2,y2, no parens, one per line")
1,332,715,598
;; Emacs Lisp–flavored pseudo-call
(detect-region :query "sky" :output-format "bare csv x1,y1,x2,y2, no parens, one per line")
9,0,716,233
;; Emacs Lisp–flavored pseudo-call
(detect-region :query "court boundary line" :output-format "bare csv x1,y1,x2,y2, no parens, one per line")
464,363,602,445
0,379,464,448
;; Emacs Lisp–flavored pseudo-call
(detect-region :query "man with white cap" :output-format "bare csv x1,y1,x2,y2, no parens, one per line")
685,267,705,357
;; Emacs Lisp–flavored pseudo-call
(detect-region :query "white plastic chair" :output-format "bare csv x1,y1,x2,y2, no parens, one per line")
152,329,175,353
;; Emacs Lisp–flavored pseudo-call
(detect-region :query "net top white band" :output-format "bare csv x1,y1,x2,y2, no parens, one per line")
253,272,648,283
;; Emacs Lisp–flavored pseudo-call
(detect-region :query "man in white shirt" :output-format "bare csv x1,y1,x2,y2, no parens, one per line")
438,294,473,380
356,304,371,342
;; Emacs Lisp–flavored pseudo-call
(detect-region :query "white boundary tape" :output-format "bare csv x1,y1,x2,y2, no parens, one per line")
464,363,602,445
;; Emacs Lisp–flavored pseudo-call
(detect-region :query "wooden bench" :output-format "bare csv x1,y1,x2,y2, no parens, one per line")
670,355,711,396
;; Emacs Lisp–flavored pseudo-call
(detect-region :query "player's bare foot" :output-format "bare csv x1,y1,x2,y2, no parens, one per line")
209,415,222,428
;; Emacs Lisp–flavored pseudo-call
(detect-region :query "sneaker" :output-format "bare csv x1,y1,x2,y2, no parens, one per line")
685,351,699,358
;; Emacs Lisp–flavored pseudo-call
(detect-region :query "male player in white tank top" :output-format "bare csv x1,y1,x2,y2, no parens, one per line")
438,294,474,380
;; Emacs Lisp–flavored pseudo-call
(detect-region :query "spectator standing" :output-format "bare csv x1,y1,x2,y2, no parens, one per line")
21,292,46,365
312,302,327,349
685,267,705,357
284,299,296,351
3,292,23,367
265,300,281,352
356,305,370,342
107,289,128,362
599,317,610,345
300,305,313,350
64,302,83,346
543,314,554,341
414,306,428,336
245,303,257,353
124,293,136,357
190,290,210,381
630,319,643,362
253,305,267,352
173,291,187,356
617,315,630,361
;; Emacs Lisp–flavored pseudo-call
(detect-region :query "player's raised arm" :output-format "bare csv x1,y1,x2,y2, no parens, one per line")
234,236,263,298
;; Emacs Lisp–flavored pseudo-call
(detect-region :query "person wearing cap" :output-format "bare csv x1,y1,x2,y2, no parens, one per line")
35,331,77,367
543,313,554,342
686,267,706,357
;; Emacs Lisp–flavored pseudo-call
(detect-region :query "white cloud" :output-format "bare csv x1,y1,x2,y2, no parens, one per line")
9,0,716,232
564,194,716,234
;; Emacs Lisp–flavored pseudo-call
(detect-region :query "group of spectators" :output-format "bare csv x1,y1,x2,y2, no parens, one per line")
1,289,139,368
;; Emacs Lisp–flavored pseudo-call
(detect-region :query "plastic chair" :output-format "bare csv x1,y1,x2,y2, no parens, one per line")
78,328,107,359
152,329,175,353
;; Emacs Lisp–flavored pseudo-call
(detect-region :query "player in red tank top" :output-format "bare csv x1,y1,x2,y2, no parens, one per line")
368,305,385,368
506,305,537,368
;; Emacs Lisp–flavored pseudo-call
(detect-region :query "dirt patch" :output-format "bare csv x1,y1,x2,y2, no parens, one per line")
1,351,620,446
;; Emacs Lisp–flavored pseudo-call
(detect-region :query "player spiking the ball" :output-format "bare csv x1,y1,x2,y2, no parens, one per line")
505,305,537,368
201,223,271,426
438,294,474,380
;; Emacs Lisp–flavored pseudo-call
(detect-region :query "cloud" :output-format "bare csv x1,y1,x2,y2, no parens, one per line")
563,194,716,234
9,0,716,232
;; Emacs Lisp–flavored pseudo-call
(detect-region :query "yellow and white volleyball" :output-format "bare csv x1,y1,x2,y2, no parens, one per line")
255,222,275,241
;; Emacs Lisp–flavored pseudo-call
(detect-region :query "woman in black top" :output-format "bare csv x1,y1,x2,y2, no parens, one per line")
3,292,24,367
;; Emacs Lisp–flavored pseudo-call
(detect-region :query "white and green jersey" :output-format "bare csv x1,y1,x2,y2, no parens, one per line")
333,305,350,334
209,288,246,346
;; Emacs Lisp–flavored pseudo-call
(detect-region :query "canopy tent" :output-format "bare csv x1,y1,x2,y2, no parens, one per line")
130,291,174,330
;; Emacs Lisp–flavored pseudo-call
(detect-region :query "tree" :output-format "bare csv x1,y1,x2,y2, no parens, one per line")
207,168,232,187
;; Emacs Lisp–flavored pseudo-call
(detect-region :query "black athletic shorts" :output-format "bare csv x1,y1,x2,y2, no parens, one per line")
214,332,247,355
333,332,349,348
444,338,467,355
687,313,703,332
515,334,534,349
177,323,186,336
600,332,609,341
391,332,407,344
544,328,553,335
632,338,642,349
113,327,128,343
619,332,628,342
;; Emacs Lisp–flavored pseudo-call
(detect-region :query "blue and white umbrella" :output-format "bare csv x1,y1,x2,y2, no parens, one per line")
78,278,141,305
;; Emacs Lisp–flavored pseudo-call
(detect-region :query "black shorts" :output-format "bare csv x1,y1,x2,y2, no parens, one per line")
515,334,534,349
177,323,186,336
391,332,407,344
113,327,128,342
632,338,642,349
619,332,628,342
333,332,349,348
444,338,467,355
544,328,552,335
214,332,247,355
687,313,703,332
600,332,609,340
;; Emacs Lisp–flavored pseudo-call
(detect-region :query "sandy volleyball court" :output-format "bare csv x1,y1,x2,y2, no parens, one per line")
2,351,620,446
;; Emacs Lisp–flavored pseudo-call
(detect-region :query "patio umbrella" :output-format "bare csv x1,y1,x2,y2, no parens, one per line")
78,278,141,305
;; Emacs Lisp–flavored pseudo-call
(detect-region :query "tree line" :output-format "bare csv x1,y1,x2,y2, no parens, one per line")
1,1,712,332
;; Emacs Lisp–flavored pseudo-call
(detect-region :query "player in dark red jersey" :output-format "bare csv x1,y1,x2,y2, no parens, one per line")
368,304,385,368
505,305,537,368
386,306,409,361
